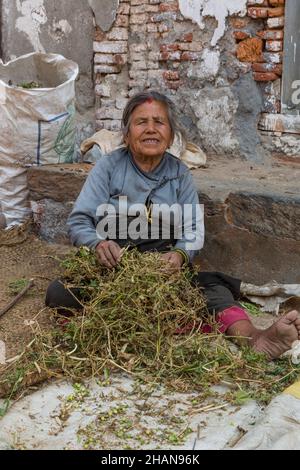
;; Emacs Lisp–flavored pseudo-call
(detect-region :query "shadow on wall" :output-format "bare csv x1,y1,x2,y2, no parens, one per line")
0,0,2,60
0,210,6,229
233,74,268,164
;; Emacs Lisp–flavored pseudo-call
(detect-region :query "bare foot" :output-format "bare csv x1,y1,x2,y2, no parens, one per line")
251,310,300,360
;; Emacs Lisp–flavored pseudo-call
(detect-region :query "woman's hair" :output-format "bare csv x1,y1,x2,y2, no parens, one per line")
121,90,185,144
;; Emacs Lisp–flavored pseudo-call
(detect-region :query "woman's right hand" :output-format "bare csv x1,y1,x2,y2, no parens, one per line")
95,240,122,269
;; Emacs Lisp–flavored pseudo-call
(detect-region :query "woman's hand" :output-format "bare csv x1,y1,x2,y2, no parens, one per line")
96,240,122,269
160,251,184,272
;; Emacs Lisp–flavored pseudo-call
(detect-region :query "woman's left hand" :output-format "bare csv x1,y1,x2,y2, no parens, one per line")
160,251,184,272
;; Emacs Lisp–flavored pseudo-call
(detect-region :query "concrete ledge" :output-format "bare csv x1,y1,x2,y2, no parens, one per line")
226,193,300,241
28,158,300,284
28,164,92,203
259,113,300,134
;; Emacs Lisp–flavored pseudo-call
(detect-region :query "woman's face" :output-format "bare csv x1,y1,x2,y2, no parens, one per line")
125,100,173,161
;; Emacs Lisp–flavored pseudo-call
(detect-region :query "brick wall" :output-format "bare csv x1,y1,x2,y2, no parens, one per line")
93,0,287,118
94,0,220,134
92,0,297,162
94,0,208,133
235,0,285,114
94,0,129,131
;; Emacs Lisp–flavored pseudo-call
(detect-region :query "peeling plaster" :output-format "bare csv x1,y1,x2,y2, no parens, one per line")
50,19,73,42
201,48,220,77
191,87,239,153
53,20,72,36
16,0,47,52
187,48,220,81
179,0,247,46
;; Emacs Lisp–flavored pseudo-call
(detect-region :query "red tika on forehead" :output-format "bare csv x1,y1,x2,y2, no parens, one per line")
146,97,154,104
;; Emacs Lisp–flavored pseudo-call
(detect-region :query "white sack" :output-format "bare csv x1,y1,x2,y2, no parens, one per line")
0,53,79,227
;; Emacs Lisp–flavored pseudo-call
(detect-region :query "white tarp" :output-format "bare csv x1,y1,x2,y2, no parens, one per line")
234,393,300,450
0,376,261,450
1,375,299,450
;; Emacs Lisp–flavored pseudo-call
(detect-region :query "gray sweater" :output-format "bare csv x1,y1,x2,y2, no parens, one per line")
67,148,204,262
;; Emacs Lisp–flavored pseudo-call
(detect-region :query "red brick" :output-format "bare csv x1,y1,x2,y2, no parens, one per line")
230,18,249,29
95,53,125,65
94,64,121,74
158,24,170,33
107,27,128,41
263,51,283,63
131,4,159,14
160,52,169,61
265,40,283,52
147,23,158,33
131,13,148,24
159,2,178,12
163,70,180,81
269,0,285,5
183,33,193,42
131,23,147,34
252,62,282,75
94,41,128,54
130,44,147,53
178,42,203,51
160,43,179,52
166,80,182,90
114,54,127,66
236,38,263,63
247,0,269,5
115,15,129,28
253,71,279,81
151,12,178,23
118,3,130,15
181,51,199,61
248,7,268,18
268,6,285,16
256,29,284,40
159,51,181,61
233,31,250,41
94,27,105,42
267,16,285,28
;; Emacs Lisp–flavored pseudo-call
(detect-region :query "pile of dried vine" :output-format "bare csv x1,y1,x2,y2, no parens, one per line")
0,248,299,409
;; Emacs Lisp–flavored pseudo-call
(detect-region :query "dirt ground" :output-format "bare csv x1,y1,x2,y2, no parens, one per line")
0,235,72,359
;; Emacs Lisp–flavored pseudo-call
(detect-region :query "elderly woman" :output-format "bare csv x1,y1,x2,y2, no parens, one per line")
46,90,300,360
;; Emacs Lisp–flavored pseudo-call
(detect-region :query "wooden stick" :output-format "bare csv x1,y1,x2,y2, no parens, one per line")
0,279,34,319
227,426,248,448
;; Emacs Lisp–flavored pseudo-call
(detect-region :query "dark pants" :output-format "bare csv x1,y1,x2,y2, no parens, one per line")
45,272,242,316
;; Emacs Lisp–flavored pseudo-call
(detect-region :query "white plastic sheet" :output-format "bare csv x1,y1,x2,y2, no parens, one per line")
241,281,300,314
234,394,300,450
